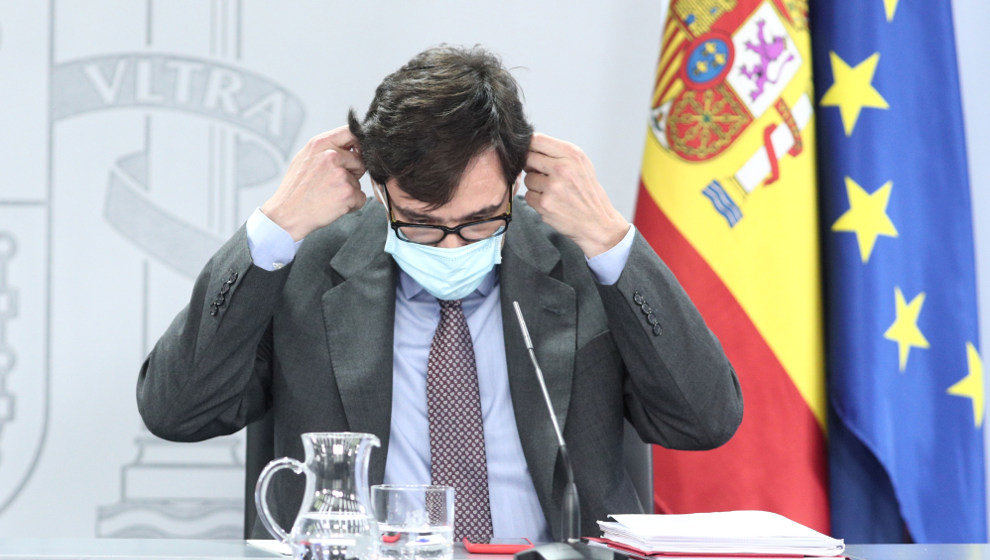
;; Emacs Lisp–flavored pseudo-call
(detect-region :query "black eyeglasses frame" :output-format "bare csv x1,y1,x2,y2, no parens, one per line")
381,183,513,246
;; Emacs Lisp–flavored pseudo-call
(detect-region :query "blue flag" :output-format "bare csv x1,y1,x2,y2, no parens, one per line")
812,1,986,543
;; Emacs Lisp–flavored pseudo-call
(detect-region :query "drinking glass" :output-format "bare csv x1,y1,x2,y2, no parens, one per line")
371,484,455,560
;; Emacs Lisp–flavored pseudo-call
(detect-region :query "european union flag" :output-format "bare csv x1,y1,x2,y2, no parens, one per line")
811,1,985,543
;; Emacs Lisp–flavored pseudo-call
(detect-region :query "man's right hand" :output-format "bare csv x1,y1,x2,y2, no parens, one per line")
260,126,367,241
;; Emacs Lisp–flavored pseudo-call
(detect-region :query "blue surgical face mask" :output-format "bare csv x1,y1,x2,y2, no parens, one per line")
384,225,502,301
377,188,504,301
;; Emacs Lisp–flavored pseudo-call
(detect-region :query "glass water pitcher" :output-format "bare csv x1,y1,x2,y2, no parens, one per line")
255,432,381,560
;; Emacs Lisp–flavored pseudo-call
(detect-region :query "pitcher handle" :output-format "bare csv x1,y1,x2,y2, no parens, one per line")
254,457,305,543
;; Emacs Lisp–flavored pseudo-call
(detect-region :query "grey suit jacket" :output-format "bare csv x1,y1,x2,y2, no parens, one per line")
137,198,742,539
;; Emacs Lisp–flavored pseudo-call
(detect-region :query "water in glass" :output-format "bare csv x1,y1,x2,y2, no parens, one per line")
378,525,454,560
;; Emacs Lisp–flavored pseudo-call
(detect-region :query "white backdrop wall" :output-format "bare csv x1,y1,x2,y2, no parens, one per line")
0,0,987,539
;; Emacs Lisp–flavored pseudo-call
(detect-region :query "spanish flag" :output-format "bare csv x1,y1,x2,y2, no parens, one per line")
636,1,828,532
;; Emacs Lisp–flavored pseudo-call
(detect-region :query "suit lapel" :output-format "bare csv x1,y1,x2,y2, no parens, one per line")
322,206,396,486
499,208,577,537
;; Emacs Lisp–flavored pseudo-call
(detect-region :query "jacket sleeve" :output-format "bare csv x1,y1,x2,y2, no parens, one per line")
597,231,743,450
136,226,290,442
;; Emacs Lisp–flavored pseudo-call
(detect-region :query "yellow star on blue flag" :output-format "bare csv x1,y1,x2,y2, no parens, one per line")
883,287,928,371
947,343,984,428
820,52,889,136
831,177,898,263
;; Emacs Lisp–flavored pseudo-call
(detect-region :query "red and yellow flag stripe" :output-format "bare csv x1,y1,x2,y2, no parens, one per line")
637,0,828,532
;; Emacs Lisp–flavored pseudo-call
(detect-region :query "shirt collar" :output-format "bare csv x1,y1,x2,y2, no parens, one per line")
397,266,499,301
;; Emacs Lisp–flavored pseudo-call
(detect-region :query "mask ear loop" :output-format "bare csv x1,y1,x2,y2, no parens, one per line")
371,180,389,209
369,180,394,235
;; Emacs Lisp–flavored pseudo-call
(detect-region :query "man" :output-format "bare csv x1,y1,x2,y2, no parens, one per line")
137,46,742,542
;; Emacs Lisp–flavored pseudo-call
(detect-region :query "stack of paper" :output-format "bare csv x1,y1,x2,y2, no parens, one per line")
595,511,845,557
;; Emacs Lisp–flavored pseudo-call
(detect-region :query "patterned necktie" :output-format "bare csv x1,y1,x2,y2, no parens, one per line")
427,299,494,542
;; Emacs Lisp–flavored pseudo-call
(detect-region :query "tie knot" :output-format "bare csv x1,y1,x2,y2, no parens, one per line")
438,299,463,311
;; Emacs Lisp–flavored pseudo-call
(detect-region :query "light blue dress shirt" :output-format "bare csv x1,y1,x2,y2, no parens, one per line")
246,208,635,541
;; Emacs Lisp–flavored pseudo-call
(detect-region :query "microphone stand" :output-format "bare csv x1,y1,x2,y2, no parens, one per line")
511,302,626,560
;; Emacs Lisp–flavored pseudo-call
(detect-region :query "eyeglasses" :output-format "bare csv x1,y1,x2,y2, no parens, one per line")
382,184,512,246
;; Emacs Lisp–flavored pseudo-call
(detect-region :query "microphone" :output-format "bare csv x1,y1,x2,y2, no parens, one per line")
511,302,625,560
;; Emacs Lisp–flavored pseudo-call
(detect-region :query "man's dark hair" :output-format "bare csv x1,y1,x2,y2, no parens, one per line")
348,45,533,208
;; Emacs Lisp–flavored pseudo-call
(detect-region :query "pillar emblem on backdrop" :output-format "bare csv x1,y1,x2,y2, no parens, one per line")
0,15,50,520
0,233,30,516
47,1,304,537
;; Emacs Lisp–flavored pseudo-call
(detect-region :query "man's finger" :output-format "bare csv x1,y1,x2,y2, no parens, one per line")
327,148,366,178
524,189,543,212
524,170,549,192
344,177,367,211
525,151,556,175
347,190,368,213
311,126,359,151
528,132,571,158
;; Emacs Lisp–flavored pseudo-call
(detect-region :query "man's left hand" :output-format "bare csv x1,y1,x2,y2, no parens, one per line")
524,133,630,258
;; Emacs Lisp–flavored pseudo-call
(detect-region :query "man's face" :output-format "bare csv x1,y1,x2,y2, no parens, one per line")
383,150,516,248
